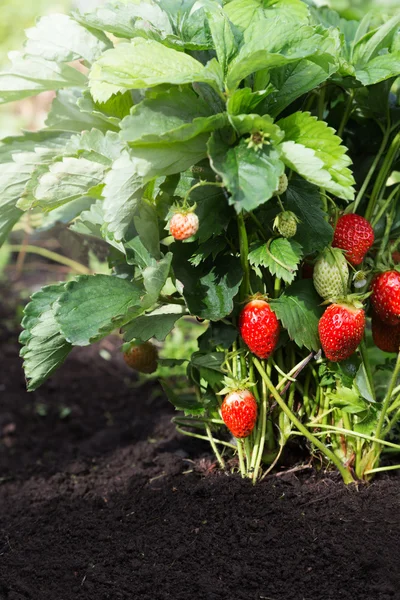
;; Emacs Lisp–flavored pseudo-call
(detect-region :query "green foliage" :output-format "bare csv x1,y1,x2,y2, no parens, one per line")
1,0,400,482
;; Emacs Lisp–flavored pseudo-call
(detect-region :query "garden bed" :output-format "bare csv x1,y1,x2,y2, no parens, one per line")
1,306,400,600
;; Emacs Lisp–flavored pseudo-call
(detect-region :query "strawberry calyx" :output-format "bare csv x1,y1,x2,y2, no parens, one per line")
217,376,256,397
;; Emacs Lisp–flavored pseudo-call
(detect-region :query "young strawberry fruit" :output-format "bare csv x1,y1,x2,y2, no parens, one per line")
371,313,400,353
332,214,374,266
273,211,299,238
370,270,400,325
273,173,288,196
313,248,349,301
239,299,280,359
221,390,258,438
318,303,366,362
169,212,199,241
123,342,158,374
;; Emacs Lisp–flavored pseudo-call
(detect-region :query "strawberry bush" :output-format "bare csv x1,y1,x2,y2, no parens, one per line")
1,0,400,484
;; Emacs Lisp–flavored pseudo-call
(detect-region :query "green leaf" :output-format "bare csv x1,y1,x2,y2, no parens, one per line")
173,248,243,321
102,153,146,241
208,133,284,213
249,238,303,284
74,0,173,40
278,111,355,201
261,53,337,118
355,53,400,86
0,162,30,245
328,385,367,414
225,0,309,32
160,380,205,416
25,156,106,210
0,53,86,105
123,306,183,342
133,200,160,259
0,131,75,242
353,14,400,66
24,13,111,64
190,351,225,372
54,274,144,345
45,89,120,133
142,253,173,307
120,87,227,145
20,284,72,391
285,177,334,255
269,279,323,351
226,87,274,116
228,113,284,143
226,19,327,90
89,37,220,103
196,0,239,74
198,321,238,351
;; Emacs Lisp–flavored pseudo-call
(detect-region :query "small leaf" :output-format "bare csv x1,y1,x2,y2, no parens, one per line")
190,351,225,372
270,279,323,351
20,284,72,391
54,274,144,346
173,247,243,321
160,380,205,417
249,238,303,284
278,111,355,201
89,38,220,103
123,307,183,342
285,177,333,255
208,133,284,213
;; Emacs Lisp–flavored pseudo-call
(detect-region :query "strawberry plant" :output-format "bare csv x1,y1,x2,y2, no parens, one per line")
1,0,400,484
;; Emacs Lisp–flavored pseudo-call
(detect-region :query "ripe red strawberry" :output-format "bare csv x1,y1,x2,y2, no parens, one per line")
318,303,366,362
123,342,158,374
169,212,199,240
332,214,374,266
371,313,400,353
370,270,400,325
239,299,280,359
221,390,258,438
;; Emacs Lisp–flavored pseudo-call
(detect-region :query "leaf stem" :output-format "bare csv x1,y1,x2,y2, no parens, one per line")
365,130,400,221
252,358,354,483
237,213,250,301
359,338,376,401
205,422,226,469
8,245,91,275
337,89,354,138
374,352,400,448
353,124,391,213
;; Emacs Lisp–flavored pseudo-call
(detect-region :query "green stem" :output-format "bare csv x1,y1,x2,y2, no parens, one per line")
309,423,400,451
376,208,395,265
237,438,247,477
337,90,354,139
205,422,225,469
8,245,91,275
359,339,376,401
365,130,400,222
252,375,268,484
354,125,391,212
237,213,250,301
364,464,400,475
371,185,400,228
183,180,223,207
375,352,400,446
253,358,354,483
175,426,237,449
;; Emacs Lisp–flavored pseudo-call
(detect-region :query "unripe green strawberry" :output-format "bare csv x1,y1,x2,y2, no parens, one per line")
221,390,258,438
273,211,299,238
123,342,158,374
313,248,349,301
274,173,288,196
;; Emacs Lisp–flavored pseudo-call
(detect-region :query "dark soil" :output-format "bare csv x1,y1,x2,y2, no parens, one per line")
1,298,400,600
